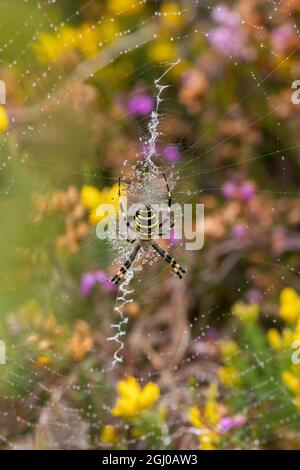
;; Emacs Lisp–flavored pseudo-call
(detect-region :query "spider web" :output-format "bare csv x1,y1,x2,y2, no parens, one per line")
0,0,299,450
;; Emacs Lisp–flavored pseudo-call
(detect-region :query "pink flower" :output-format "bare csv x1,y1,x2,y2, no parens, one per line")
222,181,237,199
219,414,245,432
80,272,96,297
127,93,153,116
212,4,240,28
271,24,296,53
80,270,115,297
232,224,247,238
209,4,255,60
246,289,262,304
163,145,182,162
221,178,256,201
240,181,255,201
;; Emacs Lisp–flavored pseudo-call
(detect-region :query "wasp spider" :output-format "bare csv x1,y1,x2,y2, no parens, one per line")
110,173,186,285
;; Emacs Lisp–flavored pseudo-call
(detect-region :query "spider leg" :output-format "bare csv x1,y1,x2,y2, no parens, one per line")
159,173,174,237
158,219,174,237
162,172,172,210
152,241,186,279
118,177,136,242
110,242,141,285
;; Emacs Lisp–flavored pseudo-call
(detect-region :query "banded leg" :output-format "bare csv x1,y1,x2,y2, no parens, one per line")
118,177,135,242
159,173,174,236
110,242,141,285
158,219,174,237
162,172,172,210
152,241,186,279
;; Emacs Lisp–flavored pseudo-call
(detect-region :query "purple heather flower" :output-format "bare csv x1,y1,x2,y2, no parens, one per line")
80,270,115,297
219,416,235,432
222,179,256,201
231,224,247,238
222,181,237,199
246,289,262,304
240,181,255,201
271,24,296,53
233,415,246,428
80,272,96,297
212,4,240,28
208,27,254,60
94,270,116,293
219,414,245,432
163,145,182,163
127,93,153,117
209,5,255,61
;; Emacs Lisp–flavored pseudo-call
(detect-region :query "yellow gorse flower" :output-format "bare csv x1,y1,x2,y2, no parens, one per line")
160,2,185,29
282,371,300,395
267,328,282,350
218,365,242,388
33,23,105,63
279,287,300,324
148,40,177,62
219,339,239,358
77,24,101,58
188,398,221,451
199,430,220,451
34,354,51,368
107,0,144,15
189,406,204,428
0,105,9,132
100,425,118,444
33,26,78,63
295,395,300,412
111,376,160,419
81,182,125,224
232,302,259,324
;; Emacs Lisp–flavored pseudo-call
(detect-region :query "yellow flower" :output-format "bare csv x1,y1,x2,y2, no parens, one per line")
107,0,144,15
204,399,220,426
160,2,185,29
267,328,282,350
199,431,220,451
100,425,118,444
117,375,142,398
100,22,119,44
218,366,242,388
78,24,101,58
283,327,294,347
295,318,300,340
295,395,300,412
189,406,204,428
139,382,160,409
33,26,77,63
282,371,300,395
33,32,62,63
81,185,104,210
35,355,51,368
279,288,300,324
232,302,259,324
0,105,9,132
111,376,160,419
219,339,239,358
81,183,124,224
148,40,177,62
189,398,221,450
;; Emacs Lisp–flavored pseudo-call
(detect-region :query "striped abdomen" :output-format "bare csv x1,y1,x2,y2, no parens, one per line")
134,206,159,240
